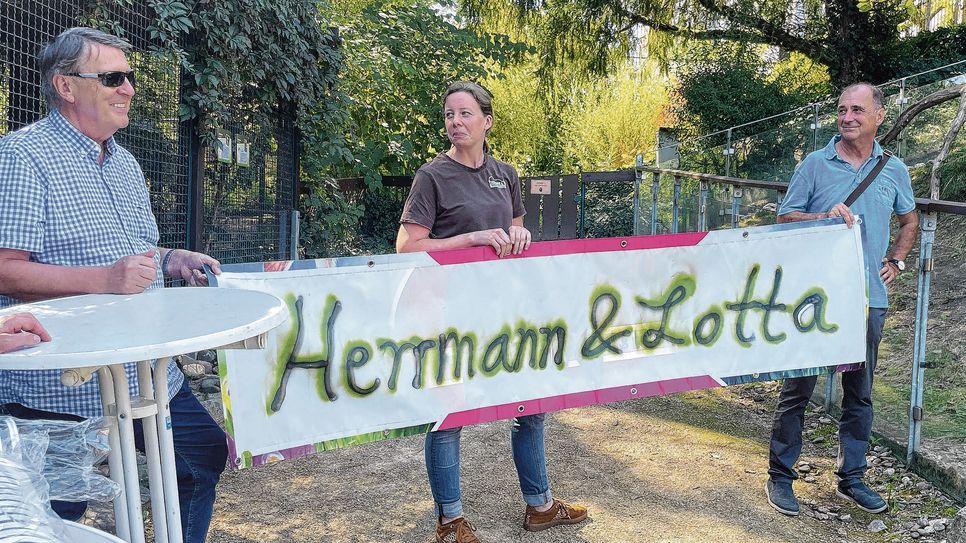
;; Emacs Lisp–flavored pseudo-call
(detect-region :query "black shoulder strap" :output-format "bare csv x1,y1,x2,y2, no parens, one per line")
843,149,893,207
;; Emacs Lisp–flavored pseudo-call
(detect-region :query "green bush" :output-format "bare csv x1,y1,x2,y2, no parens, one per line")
909,145,966,201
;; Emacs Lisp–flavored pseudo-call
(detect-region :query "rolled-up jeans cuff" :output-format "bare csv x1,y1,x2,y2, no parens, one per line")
435,499,463,519
523,490,553,507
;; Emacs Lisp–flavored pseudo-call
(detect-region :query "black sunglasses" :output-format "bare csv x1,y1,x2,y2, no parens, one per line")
65,70,136,88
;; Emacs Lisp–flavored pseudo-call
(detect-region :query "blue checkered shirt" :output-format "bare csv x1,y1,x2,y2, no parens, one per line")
0,110,184,418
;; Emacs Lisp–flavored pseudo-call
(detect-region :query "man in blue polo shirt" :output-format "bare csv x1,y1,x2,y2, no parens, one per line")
0,28,225,543
765,82,919,516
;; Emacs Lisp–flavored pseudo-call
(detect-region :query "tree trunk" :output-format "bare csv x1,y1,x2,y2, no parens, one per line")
824,0,905,87
880,84,966,146
928,86,966,200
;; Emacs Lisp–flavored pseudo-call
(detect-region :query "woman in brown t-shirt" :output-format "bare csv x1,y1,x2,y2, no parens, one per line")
397,81,588,543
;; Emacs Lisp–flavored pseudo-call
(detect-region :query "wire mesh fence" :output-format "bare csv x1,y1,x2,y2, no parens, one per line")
201,108,297,264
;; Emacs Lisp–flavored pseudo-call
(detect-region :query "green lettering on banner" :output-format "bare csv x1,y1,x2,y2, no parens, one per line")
726,265,761,347
636,274,695,350
267,294,340,415
343,340,379,397
724,265,789,347
538,321,567,369
760,267,788,344
265,292,300,415
512,322,539,373
481,326,512,376
378,337,438,392
436,329,476,383
258,265,845,414
693,305,724,347
581,285,631,359
792,288,839,333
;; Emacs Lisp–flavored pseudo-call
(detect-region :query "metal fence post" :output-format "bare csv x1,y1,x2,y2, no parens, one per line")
186,119,205,253
824,372,837,411
811,103,821,152
578,174,586,238
724,128,734,177
634,155,643,235
698,180,709,231
651,172,660,235
672,175,681,234
289,209,300,260
896,78,908,159
907,212,938,465
730,186,742,229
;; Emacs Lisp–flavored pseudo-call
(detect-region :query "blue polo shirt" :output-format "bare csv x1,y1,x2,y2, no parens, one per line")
778,136,916,308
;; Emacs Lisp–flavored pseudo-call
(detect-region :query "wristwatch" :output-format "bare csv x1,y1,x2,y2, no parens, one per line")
888,258,906,271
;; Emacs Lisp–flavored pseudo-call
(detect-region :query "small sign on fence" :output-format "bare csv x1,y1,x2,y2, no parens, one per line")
530,179,552,195
216,131,232,163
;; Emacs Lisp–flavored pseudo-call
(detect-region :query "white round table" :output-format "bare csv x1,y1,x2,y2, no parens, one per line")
0,288,287,543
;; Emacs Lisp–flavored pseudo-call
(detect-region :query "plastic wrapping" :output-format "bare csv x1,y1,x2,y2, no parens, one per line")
0,415,122,542
0,417,65,542
11,417,119,502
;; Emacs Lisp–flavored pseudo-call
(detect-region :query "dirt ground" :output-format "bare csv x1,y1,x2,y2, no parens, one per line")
206,385,952,543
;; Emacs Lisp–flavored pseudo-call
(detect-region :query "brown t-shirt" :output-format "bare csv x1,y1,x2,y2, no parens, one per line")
400,153,526,239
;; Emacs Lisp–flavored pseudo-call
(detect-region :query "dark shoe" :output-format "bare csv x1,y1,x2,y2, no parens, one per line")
765,479,800,516
524,498,589,532
837,481,888,513
435,517,480,543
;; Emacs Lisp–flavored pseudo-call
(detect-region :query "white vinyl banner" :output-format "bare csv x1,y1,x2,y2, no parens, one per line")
213,220,868,468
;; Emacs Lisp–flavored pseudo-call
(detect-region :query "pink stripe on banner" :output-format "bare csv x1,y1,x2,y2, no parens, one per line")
427,232,709,266
436,375,721,430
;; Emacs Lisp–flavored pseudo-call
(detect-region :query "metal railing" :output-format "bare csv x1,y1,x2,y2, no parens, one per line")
631,164,966,470
652,59,966,180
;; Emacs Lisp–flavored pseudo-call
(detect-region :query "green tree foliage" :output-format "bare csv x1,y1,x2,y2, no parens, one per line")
674,44,829,139
485,64,567,174
561,64,667,171
300,0,528,256
461,0,926,87
148,0,341,141
669,44,832,183
324,0,526,184
887,25,966,81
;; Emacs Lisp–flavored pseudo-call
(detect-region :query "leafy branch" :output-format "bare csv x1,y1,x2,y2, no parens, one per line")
145,0,342,143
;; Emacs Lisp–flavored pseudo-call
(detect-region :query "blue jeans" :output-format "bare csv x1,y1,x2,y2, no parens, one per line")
768,308,886,484
425,414,552,518
2,379,227,543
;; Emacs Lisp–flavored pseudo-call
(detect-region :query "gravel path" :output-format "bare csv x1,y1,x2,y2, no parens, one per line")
203,385,962,543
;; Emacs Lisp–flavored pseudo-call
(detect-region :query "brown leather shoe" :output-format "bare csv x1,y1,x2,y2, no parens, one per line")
435,517,481,543
523,498,589,531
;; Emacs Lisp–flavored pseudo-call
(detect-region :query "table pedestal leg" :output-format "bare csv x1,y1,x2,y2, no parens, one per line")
137,361,169,543
108,365,147,543
97,368,131,542
151,357,183,543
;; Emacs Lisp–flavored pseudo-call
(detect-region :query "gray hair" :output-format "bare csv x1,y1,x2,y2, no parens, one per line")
39,27,132,110
841,82,885,110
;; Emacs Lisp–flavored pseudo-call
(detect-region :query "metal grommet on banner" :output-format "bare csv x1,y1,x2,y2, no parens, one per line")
742,231,749,238
367,260,375,268
630,387,638,396
517,405,526,413
620,240,628,248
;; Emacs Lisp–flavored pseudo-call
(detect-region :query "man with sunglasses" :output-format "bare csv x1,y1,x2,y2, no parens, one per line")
0,27,226,543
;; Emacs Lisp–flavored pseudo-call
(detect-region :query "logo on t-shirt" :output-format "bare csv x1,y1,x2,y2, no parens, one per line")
488,176,508,189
